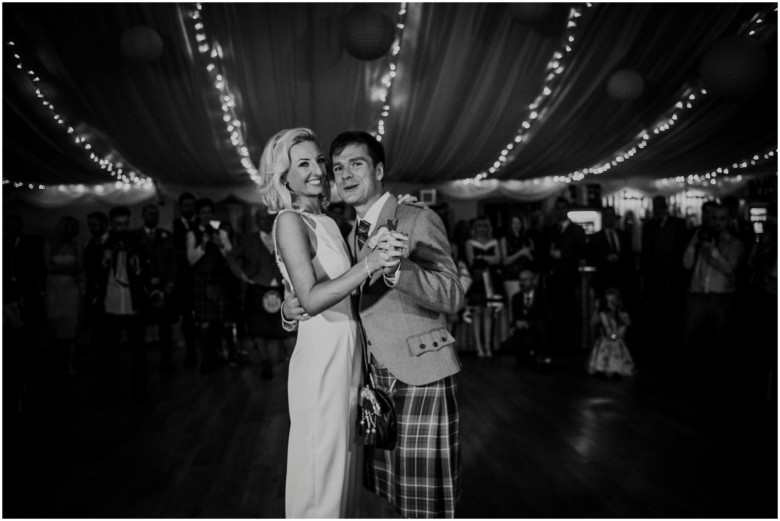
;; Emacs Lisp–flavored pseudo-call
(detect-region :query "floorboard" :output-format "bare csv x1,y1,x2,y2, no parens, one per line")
3,341,776,518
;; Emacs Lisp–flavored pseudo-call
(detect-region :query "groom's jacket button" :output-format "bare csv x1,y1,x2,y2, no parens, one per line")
419,343,426,349
433,342,438,347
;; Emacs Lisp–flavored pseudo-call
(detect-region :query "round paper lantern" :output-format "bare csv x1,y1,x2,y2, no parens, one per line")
606,69,645,101
509,3,552,24
343,6,394,60
700,36,768,96
120,26,163,62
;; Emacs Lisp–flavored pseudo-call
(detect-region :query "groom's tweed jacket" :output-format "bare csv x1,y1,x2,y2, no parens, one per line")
351,194,463,386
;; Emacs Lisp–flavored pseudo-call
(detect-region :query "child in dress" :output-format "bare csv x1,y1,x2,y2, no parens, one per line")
586,287,636,377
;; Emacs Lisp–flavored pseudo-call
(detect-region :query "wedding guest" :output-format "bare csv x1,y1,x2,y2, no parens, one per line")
95,206,151,403
3,214,46,352
681,204,744,387
227,207,291,379
43,216,83,376
640,195,689,361
509,268,551,370
172,192,198,367
84,212,109,333
586,287,635,377
545,197,586,354
465,215,502,357
588,207,632,296
135,203,177,375
500,214,535,342
186,198,233,374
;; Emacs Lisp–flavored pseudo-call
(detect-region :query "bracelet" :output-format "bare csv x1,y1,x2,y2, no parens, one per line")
364,256,372,278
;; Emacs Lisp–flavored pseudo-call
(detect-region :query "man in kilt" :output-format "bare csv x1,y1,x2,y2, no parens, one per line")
284,131,464,518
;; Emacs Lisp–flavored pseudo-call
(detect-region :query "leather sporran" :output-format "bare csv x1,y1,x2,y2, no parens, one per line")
359,374,397,450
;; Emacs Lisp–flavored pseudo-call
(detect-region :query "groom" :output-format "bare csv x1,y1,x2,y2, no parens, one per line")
283,131,464,518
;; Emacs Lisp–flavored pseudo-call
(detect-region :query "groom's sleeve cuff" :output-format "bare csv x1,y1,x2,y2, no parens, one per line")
383,266,401,287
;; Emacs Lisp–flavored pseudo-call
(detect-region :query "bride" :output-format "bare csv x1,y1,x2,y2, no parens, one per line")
258,128,405,518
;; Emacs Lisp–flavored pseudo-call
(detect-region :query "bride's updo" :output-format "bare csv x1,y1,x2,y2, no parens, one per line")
258,127,331,212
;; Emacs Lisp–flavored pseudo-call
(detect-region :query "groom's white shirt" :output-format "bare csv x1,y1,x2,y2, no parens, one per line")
356,192,400,287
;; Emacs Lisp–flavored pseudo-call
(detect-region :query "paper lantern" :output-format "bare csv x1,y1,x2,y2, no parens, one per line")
120,26,163,62
343,6,394,60
607,69,645,101
700,36,768,96
509,3,552,24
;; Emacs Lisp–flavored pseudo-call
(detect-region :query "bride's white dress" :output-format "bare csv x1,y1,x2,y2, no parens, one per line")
274,210,363,518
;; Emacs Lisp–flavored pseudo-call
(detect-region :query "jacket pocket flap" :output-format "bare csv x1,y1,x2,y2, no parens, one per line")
407,328,454,357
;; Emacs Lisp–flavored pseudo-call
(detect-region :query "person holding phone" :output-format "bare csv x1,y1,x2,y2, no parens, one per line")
186,198,233,374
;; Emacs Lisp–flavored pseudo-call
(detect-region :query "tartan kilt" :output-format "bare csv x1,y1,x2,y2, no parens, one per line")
193,275,225,323
365,366,461,518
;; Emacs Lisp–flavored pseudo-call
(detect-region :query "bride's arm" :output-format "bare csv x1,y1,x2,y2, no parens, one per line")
276,212,401,317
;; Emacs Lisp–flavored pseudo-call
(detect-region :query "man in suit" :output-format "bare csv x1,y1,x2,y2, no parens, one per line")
95,206,151,403
136,203,177,375
545,196,586,353
283,131,464,518
640,196,690,359
172,192,198,367
589,206,632,297
509,268,551,371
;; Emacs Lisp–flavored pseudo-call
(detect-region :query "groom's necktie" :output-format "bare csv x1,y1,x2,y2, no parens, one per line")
356,219,370,251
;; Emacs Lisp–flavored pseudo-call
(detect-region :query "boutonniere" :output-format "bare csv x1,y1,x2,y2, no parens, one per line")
366,226,389,250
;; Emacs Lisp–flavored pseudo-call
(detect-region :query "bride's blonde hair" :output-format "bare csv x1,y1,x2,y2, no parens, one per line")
258,128,331,213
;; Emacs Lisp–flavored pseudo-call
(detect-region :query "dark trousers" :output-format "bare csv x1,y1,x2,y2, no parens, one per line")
95,313,147,398
547,274,579,353
681,293,734,382
147,306,174,368
510,327,549,366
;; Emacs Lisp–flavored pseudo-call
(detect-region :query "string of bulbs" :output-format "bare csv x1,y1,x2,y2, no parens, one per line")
3,41,152,190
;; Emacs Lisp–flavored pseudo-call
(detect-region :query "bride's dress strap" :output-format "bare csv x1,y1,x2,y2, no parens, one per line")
272,208,319,281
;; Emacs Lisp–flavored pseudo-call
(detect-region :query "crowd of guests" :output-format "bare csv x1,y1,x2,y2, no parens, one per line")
449,195,777,399
3,191,777,410
3,192,295,409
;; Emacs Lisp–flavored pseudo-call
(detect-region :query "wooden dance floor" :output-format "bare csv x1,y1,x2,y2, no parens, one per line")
4,342,777,518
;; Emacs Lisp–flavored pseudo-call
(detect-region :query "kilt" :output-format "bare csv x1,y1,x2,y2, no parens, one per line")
245,284,288,339
193,275,226,323
365,366,461,518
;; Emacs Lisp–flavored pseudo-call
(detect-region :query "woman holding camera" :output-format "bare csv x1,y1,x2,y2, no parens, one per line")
186,198,233,373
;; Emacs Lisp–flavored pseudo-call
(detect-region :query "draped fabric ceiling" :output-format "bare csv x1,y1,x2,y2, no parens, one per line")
2,2,778,204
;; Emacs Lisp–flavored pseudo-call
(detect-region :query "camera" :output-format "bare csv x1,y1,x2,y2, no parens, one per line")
697,227,714,243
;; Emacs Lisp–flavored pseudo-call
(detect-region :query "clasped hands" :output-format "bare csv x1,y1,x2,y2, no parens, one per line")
282,230,408,323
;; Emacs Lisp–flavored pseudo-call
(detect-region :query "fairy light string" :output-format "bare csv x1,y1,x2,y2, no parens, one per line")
3,41,152,190
464,3,593,184
188,3,259,184
558,5,777,185
371,2,408,143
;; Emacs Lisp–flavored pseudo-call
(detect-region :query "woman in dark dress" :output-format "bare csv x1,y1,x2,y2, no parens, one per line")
500,214,535,341
465,215,502,357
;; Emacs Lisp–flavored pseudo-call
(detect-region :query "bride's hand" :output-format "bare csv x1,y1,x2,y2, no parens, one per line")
366,242,404,275
366,232,407,274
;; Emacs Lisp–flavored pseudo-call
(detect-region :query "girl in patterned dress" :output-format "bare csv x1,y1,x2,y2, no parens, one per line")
586,287,636,377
